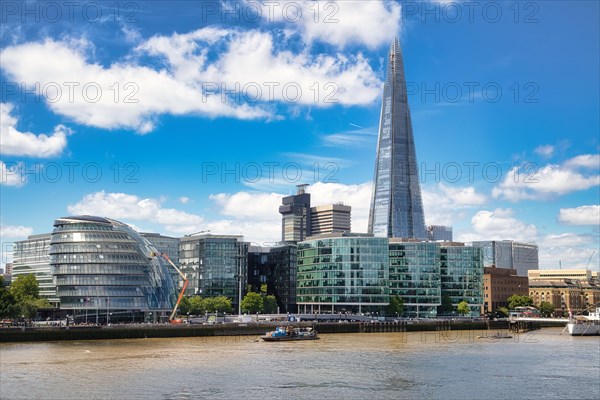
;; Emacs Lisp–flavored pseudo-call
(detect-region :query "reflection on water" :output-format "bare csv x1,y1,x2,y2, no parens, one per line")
1,328,599,400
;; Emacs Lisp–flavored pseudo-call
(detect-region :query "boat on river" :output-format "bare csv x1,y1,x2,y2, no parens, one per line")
261,326,318,341
566,307,600,336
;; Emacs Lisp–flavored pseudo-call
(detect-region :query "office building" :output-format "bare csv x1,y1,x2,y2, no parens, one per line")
13,233,58,307
368,37,427,240
472,240,538,277
483,267,529,314
427,225,453,242
140,233,180,287
179,234,248,310
3,263,13,276
279,184,312,242
528,269,600,315
297,233,389,314
50,216,177,323
310,203,351,236
440,243,484,316
389,239,441,317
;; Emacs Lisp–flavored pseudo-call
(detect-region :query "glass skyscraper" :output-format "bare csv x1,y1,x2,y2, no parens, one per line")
368,37,427,240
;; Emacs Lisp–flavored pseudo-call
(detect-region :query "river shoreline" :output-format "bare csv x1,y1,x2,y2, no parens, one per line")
0,320,567,343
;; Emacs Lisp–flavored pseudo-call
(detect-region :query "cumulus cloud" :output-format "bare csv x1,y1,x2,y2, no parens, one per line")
564,154,600,169
179,196,190,204
422,183,487,226
492,160,600,202
67,191,205,234
538,233,599,269
0,224,33,239
0,103,70,157
246,0,402,49
558,205,600,226
457,208,538,242
1,27,383,132
0,161,26,187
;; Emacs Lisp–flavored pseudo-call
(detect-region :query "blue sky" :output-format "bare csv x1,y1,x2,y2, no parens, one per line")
1,1,598,270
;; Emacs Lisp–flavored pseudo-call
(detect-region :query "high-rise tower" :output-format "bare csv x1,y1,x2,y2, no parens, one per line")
368,37,427,239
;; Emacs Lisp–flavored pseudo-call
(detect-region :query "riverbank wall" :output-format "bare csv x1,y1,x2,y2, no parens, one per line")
0,320,527,343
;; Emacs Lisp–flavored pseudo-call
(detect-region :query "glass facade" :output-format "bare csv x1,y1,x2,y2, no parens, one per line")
179,235,248,310
440,245,484,316
13,233,58,307
297,236,389,314
50,216,177,323
472,240,538,277
389,240,441,317
368,37,427,240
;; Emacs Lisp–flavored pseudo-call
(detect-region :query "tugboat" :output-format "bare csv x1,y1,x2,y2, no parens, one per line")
261,326,319,341
566,306,600,336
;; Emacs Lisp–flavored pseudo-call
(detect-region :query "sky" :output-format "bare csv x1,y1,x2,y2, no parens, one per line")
0,0,598,270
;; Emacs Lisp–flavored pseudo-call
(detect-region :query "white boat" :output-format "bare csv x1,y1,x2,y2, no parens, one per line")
566,307,600,336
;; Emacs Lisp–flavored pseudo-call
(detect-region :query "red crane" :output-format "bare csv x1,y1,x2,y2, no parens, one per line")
151,251,189,323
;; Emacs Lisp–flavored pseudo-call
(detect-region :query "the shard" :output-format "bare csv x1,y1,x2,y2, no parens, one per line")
368,37,427,240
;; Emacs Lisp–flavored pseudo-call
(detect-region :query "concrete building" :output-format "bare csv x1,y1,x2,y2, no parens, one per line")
440,243,484,316
4,263,13,276
179,234,248,311
297,233,389,314
310,204,351,236
427,225,453,242
483,266,529,314
279,184,312,242
528,269,600,315
472,240,538,277
50,216,176,323
13,233,58,307
389,239,441,317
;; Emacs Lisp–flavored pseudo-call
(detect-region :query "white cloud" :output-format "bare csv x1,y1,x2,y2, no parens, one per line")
538,233,599,269
458,208,538,242
0,38,271,133
558,205,600,226
534,144,554,158
0,224,33,239
321,126,376,147
308,181,372,232
67,191,205,234
179,196,190,204
0,161,26,187
422,184,487,226
564,154,600,169
0,102,70,157
492,161,600,202
1,28,383,132
243,0,402,49
209,192,282,221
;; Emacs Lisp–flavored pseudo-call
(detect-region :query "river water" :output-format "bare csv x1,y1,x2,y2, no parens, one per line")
1,328,598,400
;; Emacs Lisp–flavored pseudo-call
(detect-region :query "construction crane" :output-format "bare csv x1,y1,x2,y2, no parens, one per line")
587,250,596,269
151,251,189,323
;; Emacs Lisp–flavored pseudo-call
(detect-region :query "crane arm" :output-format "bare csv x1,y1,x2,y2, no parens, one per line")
151,251,189,322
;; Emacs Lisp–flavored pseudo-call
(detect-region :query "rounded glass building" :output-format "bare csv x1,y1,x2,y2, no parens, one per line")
50,216,177,323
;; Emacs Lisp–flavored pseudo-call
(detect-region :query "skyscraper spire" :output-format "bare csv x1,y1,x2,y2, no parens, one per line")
368,37,427,240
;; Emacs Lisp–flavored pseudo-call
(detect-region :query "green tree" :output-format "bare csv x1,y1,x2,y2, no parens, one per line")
263,295,278,314
241,292,263,314
438,294,454,315
0,276,18,319
189,296,206,315
497,307,510,317
507,294,534,310
457,300,470,315
386,295,405,316
260,284,268,294
178,296,192,315
9,274,39,303
539,301,554,317
204,296,233,314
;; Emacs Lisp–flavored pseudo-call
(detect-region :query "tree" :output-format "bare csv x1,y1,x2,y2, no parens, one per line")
507,294,534,310
204,296,233,314
178,296,192,315
497,307,509,317
0,276,18,319
263,295,278,314
241,292,263,314
189,296,206,315
457,300,470,316
539,301,554,317
438,294,454,315
386,295,405,316
9,274,39,303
